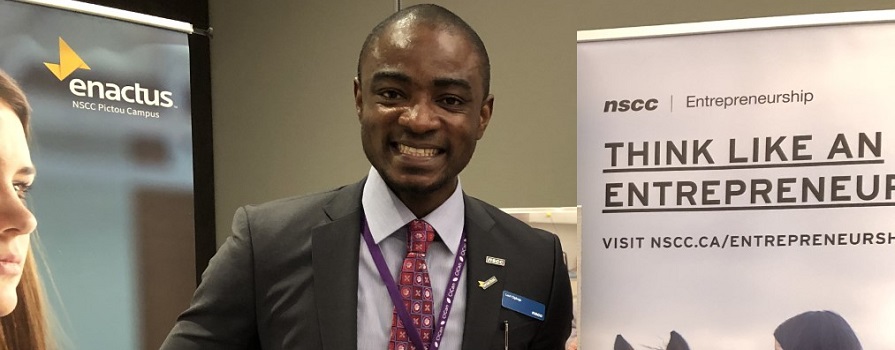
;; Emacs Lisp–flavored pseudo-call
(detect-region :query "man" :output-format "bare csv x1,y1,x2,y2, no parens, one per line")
162,4,572,350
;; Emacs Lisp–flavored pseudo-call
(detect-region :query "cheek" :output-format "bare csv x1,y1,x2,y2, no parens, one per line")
360,118,380,140
360,109,402,137
360,120,387,159
14,234,30,254
454,121,483,146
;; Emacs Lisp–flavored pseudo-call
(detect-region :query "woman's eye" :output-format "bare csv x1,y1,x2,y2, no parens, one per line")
13,183,32,200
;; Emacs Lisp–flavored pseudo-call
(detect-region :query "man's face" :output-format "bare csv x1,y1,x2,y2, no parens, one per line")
355,22,492,200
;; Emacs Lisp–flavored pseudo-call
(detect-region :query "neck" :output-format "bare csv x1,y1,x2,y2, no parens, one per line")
395,180,458,218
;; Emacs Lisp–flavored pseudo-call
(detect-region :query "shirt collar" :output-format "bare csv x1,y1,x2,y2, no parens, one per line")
361,167,465,254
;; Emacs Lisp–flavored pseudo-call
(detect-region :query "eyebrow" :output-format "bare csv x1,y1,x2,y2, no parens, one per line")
433,77,472,91
370,71,473,91
17,166,36,177
371,71,411,84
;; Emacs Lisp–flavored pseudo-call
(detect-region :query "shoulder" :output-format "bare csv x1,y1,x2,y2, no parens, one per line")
235,180,364,235
242,184,349,217
465,195,558,246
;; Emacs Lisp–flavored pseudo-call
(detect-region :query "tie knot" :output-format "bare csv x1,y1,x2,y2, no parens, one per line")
407,219,435,253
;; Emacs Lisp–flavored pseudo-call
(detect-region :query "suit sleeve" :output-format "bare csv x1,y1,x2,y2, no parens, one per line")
530,232,573,350
160,207,260,350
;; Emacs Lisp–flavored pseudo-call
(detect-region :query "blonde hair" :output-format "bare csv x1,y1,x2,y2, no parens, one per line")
0,69,52,350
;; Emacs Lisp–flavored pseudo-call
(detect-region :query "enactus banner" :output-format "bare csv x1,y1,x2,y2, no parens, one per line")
578,14,895,350
0,1,194,349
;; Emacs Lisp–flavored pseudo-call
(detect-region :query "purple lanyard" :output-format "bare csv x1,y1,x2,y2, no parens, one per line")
362,217,467,350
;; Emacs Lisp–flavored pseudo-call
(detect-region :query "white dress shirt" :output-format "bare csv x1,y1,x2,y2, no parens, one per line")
357,167,468,350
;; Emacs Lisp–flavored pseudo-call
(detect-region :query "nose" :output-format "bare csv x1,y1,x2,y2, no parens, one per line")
399,99,441,134
0,192,36,236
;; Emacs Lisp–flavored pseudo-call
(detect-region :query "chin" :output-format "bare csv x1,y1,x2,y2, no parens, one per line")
0,287,18,317
388,174,447,195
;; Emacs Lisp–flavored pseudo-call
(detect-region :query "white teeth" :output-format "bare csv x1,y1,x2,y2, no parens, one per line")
398,144,438,157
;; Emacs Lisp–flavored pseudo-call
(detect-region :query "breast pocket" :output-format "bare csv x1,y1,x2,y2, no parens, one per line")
488,315,542,350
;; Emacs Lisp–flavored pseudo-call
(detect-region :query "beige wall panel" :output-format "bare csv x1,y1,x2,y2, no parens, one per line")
211,1,895,244
210,0,577,244
209,1,390,244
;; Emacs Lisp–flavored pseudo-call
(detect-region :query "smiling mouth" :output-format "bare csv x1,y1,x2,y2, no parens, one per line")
397,143,440,157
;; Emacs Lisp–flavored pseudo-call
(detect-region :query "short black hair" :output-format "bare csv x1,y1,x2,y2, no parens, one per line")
774,311,862,350
357,4,491,97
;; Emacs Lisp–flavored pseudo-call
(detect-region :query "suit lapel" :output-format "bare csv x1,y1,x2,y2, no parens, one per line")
461,196,508,350
313,182,363,350
308,185,511,349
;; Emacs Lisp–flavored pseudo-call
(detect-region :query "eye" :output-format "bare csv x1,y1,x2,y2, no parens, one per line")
439,96,466,107
378,89,404,101
13,182,32,201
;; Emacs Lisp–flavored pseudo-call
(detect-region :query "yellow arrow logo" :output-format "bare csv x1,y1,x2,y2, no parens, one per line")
44,37,90,81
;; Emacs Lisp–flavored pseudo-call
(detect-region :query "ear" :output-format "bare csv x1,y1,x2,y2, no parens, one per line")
614,334,634,350
667,331,691,350
353,77,363,120
475,94,494,140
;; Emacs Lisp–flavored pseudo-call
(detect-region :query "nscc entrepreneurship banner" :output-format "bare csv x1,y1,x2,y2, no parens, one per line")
0,1,195,349
578,12,895,350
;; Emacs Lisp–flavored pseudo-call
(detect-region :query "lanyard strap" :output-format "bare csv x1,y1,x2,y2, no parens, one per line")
362,217,467,350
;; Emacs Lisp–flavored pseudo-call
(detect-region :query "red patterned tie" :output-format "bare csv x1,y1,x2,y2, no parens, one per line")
389,219,436,350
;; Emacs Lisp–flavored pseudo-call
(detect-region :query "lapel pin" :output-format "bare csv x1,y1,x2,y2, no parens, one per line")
485,256,506,266
478,276,498,290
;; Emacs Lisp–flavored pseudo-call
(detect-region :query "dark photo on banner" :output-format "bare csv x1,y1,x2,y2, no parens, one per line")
0,1,195,349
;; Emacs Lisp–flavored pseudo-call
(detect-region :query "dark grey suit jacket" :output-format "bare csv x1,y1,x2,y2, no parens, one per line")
161,180,572,350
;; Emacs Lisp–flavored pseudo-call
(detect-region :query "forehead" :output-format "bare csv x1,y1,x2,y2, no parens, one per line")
0,103,32,169
362,22,483,84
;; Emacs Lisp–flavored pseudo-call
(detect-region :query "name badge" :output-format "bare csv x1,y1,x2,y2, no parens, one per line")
485,256,506,266
501,290,545,321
